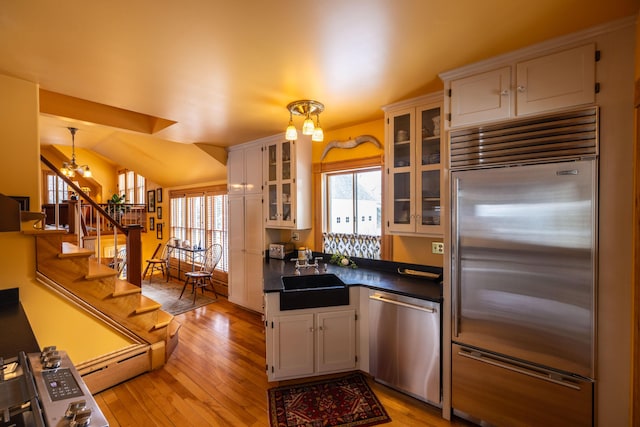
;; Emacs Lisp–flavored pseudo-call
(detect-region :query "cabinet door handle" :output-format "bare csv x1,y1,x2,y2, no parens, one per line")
517,85,526,92
309,327,314,333
500,89,509,96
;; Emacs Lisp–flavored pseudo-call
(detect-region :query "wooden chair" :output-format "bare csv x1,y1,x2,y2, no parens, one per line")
142,242,169,283
108,246,127,279
179,244,222,303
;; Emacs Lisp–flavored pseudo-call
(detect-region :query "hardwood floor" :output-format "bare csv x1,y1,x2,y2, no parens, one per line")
95,295,474,426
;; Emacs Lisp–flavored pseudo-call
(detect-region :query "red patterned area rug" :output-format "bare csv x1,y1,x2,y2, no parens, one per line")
268,373,391,427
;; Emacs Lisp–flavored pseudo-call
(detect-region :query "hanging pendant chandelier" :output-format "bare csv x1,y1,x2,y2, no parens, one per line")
285,100,324,142
60,127,92,178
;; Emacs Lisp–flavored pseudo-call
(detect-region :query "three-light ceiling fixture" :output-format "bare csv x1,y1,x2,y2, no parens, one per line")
285,100,324,142
60,127,92,178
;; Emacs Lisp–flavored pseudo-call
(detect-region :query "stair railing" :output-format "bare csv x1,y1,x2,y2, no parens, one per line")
40,155,142,286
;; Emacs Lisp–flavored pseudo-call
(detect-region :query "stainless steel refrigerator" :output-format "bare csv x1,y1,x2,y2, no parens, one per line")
450,107,598,426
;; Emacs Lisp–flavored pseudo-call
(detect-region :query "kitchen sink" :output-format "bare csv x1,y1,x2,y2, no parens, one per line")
281,273,345,290
280,274,349,310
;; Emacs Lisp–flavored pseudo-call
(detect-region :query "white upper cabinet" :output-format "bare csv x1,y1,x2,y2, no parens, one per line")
227,143,263,195
444,43,596,128
450,67,511,128
263,135,311,230
515,44,595,116
383,93,445,237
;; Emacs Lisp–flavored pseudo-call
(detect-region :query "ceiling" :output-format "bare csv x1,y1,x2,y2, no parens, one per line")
0,1,637,187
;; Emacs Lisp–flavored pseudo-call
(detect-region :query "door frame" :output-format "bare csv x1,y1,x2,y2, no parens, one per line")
632,78,640,427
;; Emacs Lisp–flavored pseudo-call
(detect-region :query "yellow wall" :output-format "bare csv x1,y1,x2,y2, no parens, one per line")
309,118,444,267
141,182,164,269
312,119,385,163
0,74,132,363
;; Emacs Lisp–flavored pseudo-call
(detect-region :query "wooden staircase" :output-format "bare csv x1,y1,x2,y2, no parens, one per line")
32,230,180,392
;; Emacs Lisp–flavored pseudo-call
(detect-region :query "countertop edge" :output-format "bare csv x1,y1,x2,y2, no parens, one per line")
263,254,443,303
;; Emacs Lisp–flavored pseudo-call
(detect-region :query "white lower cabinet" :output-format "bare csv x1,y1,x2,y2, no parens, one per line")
265,293,357,381
271,313,315,378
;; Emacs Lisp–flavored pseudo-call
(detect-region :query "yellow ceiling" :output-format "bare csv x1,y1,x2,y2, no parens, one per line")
0,0,637,186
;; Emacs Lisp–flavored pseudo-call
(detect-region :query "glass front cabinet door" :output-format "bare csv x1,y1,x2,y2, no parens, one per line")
385,95,444,236
265,140,296,228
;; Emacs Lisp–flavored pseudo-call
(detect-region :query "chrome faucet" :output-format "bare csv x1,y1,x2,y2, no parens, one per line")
293,254,324,275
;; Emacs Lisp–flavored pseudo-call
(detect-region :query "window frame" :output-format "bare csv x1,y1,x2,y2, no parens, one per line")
313,155,391,260
117,169,146,204
44,172,70,204
324,167,381,236
168,185,229,276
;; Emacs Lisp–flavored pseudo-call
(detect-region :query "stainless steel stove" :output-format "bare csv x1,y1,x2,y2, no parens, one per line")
1,347,108,427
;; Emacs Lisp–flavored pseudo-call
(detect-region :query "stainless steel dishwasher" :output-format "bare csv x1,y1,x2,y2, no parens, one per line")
369,291,441,406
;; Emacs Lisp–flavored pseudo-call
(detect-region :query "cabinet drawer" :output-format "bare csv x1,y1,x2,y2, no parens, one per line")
452,344,593,426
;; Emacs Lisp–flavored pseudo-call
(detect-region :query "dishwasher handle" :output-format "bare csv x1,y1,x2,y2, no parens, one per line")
369,294,436,313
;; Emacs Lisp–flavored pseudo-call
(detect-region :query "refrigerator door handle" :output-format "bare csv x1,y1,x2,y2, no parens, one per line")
457,348,583,391
451,176,461,337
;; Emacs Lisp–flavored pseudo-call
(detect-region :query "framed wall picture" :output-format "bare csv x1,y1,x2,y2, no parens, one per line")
157,206,163,219
157,223,163,240
147,190,156,212
157,188,163,203
149,217,155,231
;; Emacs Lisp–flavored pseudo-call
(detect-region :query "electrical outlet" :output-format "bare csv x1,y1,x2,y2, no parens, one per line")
432,242,444,254
291,232,300,241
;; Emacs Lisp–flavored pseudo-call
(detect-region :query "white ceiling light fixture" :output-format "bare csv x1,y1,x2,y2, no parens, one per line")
312,114,324,142
285,100,325,142
60,127,92,178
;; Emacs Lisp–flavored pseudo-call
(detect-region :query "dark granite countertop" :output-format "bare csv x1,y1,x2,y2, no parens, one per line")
0,288,40,359
263,253,443,303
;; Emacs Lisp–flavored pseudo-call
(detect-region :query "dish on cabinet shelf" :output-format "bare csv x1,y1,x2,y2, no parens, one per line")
423,216,440,225
423,154,441,164
395,160,409,167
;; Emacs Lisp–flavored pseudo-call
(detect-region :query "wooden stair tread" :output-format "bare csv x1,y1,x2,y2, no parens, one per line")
154,310,173,330
33,232,179,372
135,296,162,314
59,242,94,258
22,227,67,235
112,280,142,297
168,318,181,337
86,261,118,280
